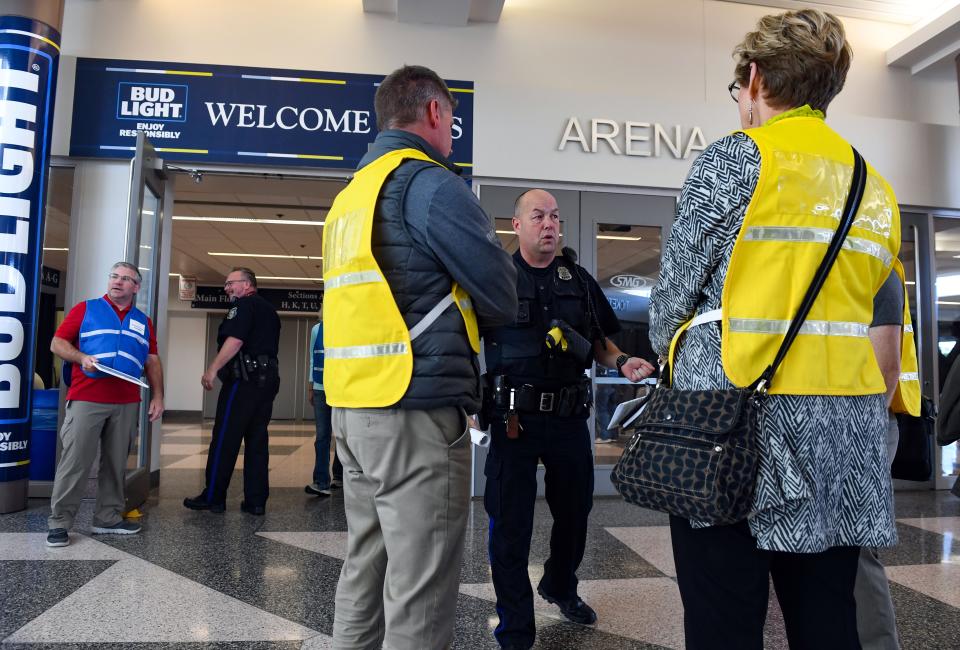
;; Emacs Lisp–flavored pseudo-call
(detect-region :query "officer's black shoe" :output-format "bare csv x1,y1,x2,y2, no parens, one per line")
240,501,265,516
183,494,225,513
536,585,597,625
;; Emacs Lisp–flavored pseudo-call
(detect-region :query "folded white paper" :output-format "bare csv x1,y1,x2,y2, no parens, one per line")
469,427,490,448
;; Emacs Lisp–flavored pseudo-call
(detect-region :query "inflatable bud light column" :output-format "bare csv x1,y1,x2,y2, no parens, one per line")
0,16,60,513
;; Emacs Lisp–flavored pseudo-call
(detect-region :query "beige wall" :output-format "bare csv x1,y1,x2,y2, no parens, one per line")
51,0,960,206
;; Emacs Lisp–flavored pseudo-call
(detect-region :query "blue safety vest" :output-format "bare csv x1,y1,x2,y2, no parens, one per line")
312,322,324,386
78,297,150,379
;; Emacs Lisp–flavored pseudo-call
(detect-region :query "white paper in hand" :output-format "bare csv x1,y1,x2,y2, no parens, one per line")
607,395,649,430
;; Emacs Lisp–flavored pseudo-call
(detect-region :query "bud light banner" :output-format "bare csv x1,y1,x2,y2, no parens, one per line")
0,17,60,482
70,58,474,170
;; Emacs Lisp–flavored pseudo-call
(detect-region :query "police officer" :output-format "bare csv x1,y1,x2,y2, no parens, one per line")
184,267,281,515
482,189,655,650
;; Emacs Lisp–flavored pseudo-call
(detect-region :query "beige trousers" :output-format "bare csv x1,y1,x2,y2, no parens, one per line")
332,406,471,650
48,400,138,530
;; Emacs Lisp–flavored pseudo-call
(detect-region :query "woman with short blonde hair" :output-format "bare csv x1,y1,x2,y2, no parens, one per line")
650,8,905,648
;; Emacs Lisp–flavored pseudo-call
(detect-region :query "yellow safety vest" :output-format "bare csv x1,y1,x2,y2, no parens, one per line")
670,115,902,396
321,148,480,408
889,259,921,415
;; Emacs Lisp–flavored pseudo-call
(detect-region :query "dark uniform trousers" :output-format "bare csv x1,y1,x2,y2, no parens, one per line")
484,411,594,648
204,376,280,506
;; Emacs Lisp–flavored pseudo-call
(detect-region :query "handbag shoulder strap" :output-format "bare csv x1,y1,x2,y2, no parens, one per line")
753,146,868,393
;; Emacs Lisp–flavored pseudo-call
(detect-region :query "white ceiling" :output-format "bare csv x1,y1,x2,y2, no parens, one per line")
169,172,344,287
714,0,959,25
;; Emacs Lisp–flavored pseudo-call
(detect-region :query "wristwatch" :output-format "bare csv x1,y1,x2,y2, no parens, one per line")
615,354,630,377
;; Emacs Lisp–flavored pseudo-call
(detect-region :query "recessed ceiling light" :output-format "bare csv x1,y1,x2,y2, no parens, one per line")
208,252,322,260
168,272,322,282
173,216,324,226
43,247,69,251
597,235,643,241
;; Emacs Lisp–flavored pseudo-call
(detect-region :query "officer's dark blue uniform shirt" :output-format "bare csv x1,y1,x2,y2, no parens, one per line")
217,293,281,356
485,250,620,388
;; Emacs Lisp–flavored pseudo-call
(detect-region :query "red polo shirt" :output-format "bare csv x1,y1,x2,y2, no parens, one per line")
55,294,158,404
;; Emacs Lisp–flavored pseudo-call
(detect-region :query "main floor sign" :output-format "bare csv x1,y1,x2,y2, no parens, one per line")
70,58,474,170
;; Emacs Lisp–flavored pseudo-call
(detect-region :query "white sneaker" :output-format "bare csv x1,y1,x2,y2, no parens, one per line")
305,483,332,497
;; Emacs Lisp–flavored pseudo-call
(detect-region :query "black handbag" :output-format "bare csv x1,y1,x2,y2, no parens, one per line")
612,147,868,525
892,396,935,481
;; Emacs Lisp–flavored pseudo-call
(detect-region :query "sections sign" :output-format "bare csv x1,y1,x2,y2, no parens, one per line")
70,58,474,170
191,286,322,314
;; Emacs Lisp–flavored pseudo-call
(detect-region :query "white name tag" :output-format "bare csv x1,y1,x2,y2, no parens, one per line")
129,319,146,335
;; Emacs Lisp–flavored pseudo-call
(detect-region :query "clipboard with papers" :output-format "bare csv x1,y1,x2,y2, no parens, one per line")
93,362,149,388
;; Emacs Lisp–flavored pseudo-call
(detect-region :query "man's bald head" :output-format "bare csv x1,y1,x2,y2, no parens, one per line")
512,189,560,267
513,189,556,218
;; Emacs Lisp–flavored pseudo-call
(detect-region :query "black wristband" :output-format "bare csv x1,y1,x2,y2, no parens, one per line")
615,354,630,377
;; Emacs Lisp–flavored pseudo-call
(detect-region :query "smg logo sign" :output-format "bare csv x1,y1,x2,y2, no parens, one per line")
117,82,187,121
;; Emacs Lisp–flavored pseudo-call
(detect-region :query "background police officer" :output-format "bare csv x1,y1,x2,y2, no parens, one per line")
482,189,655,650
184,267,281,515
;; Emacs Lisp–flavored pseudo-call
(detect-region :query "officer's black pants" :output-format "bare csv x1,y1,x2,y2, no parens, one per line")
203,377,280,507
483,413,594,649
670,516,862,650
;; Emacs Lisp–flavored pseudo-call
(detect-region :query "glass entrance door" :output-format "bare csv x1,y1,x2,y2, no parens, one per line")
124,132,171,508
578,192,675,495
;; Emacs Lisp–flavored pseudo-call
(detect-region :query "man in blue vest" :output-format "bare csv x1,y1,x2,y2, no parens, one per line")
305,302,342,497
46,262,165,547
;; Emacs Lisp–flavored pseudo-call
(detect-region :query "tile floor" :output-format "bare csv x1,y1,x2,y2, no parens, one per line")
1,417,958,649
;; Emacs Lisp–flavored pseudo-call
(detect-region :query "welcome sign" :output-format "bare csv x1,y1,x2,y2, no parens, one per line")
70,58,475,170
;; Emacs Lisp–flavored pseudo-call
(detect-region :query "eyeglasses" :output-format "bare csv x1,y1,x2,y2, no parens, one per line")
728,81,741,103
224,279,248,288
108,272,139,284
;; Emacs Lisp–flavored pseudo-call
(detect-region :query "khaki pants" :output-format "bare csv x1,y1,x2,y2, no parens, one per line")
854,416,902,650
48,400,138,530
332,406,470,650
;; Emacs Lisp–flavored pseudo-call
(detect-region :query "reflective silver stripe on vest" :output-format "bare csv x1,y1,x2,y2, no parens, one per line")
121,329,149,347
743,227,893,266
728,318,870,338
904,324,914,334
409,294,455,342
324,270,383,290
117,350,144,370
899,372,919,382
324,342,409,359
80,328,121,338
93,352,116,359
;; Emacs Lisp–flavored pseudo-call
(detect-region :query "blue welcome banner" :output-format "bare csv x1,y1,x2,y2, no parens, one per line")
0,16,60,483
70,58,475,170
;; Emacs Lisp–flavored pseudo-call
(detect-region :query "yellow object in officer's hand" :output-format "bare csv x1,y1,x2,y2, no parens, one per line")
545,326,569,352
